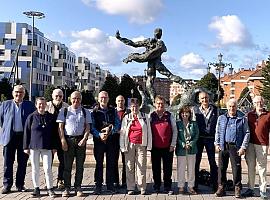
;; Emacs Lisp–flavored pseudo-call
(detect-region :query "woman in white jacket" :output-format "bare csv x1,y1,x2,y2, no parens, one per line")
120,101,152,195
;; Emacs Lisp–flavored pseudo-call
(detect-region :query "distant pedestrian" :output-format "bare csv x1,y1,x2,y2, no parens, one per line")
23,97,56,198
176,105,199,195
0,85,35,194
243,96,270,199
120,100,152,195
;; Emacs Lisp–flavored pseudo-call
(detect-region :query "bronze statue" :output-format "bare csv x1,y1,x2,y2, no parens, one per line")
116,28,187,102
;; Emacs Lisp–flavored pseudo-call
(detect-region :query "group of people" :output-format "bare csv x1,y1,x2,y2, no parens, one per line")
0,85,269,199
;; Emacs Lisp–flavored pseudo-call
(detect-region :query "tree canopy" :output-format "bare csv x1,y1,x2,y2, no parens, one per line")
259,56,270,109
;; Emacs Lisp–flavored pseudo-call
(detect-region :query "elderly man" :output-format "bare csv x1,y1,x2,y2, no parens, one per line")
91,91,121,194
243,96,270,199
150,95,177,194
214,99,250,198
0,85,35,194
194,91,218,192
46,88,68,189
57,91,91,197
113,95,130,189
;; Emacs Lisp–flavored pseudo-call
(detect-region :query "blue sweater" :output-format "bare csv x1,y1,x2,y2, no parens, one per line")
23,111,57,150
214,114,250,150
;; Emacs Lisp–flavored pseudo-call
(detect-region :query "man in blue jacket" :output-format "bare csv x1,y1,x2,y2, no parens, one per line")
0,85,35,194
214,99,250,198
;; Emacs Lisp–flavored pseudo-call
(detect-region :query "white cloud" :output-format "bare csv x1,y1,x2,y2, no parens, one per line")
208,15,254,47
70,28,129,66
58,30,67,38
180,52,206,69
162,54,176,63
81,0,164,24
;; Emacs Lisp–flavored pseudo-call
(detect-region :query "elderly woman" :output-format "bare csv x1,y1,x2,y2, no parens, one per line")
23,97,57,198
120,100,152,195
176,106,199,195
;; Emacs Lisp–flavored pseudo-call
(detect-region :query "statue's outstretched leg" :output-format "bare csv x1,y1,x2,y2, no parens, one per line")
123,53,149,64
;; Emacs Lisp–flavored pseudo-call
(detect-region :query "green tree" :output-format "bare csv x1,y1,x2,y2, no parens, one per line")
100,75,119,106
44,85,56,101
259,56,270,109
196,73,224,103
118,74,141,106
0,78,12,101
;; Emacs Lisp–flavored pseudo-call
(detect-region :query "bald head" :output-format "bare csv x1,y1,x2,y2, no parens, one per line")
116,95,125,110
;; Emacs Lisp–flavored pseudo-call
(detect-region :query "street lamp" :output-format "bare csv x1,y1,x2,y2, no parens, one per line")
208,53,233,108
23,11,45,101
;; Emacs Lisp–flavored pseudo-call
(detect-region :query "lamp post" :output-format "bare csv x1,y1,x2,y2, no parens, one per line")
23,11,45,101
208,53,233,108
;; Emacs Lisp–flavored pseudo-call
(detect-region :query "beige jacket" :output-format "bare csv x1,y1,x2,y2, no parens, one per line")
120,112,152,152
46,101,69,114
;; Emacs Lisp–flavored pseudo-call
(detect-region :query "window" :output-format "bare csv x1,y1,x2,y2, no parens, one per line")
231,90,235,95
21,50,27,56
27,61,31,68
27,39,32,46
0,50,4,56
11,39,16,45
57,71,62,76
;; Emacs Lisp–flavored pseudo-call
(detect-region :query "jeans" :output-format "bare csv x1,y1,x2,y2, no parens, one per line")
63,136,86,189
3,134,29,189
93,136,116,188
151,147,173,190
218,143,242,187
195,137,218,188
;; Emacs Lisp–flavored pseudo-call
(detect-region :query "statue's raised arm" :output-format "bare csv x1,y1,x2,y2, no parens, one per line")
116,30,148,48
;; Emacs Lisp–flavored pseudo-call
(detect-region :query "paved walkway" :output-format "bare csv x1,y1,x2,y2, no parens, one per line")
0,145,268,199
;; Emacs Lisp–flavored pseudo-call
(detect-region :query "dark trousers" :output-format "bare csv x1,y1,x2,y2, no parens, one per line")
151,147,174,190
63,137,86,189
3,134,29,189
112,134,126,185
195,137,218,188
52,147,64,181
93,136,116,188
218,144,242,187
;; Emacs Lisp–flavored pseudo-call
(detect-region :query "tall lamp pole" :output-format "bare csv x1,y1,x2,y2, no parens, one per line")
23,11,45,101
208,53,233,108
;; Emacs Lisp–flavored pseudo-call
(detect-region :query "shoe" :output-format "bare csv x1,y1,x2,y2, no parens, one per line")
153,186,160,193
141,189,147,195
75,188,84,197
178,187,184,194
107,186,117,194
127,190,135,195
1,187,11,194
189,187,197,195
17,186,28,192
57,179,65,190
48,189,56,198
31,187,40,197
93,186,101,195
215,185,225,197
62,188,70,197
167,190,174,195
164,187,173,195
235,186,241,198
242,188,254,197
260,191,268,200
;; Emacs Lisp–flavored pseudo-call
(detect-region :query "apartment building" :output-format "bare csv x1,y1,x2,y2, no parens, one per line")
0,22,53,98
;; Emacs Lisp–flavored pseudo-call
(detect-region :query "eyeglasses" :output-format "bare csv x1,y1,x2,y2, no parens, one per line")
14,91,24,94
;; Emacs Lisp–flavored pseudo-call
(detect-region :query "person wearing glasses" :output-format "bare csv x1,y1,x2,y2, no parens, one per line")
0,85,35,194
46,88,68,189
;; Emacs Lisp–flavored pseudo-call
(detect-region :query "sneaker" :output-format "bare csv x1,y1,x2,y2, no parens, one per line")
75,188,84,197
260,191,268,200
242,188,255,197
57,179,65,190
164,187,173,195
31,187,41,197
141,189,148,195
17,186,28,192
48,189,56,198
62,188,70,197
235,186,241,198
1,187,11,194
189,187,197,195
93,186,101,195
215,185,225,197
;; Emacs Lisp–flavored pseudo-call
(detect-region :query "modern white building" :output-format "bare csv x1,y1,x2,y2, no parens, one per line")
0,22,53,97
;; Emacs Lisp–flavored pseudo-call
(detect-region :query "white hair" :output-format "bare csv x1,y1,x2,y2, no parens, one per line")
13,85,25,93
253,95,264,104
226,98,237,108
52,88,63,96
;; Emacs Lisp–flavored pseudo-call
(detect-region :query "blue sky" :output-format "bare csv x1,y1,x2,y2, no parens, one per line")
1,0,270,79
